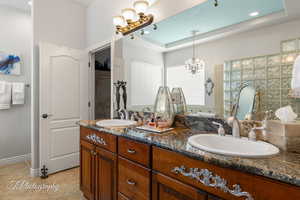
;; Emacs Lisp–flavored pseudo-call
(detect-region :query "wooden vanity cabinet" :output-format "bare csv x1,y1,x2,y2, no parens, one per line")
80,127,300,200
80,127,117,200
152,172,207,200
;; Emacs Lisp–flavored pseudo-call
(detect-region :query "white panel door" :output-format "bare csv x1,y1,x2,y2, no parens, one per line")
39,43,89,175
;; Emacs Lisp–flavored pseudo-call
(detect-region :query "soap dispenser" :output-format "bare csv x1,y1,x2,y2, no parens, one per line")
212,121,225,136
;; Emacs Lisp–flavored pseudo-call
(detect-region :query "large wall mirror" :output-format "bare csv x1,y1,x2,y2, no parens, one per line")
112,0,300,120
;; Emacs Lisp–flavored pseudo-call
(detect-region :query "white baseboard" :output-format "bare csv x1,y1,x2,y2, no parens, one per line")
30,168,40,177
0,154,31,167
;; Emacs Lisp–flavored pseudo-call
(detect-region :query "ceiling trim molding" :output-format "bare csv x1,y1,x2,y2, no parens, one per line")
162,10,300,52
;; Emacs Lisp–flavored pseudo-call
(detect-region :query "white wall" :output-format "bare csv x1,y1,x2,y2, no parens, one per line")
164,18,300,109
0,6,31,160
34,0,86,49
86,0,207,48
31,0,87,172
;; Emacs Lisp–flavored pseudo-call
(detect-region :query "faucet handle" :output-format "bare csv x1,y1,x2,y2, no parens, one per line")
212,121,225,136
212,121,223,127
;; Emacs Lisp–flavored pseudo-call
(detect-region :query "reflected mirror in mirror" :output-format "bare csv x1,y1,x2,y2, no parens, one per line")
235,85,256,120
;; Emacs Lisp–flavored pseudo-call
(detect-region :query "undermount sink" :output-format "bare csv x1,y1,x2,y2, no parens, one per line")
96,119,137,128
188,134,280,158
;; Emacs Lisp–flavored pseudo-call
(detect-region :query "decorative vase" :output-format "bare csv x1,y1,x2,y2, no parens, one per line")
171,88,187,115
153,86,175,128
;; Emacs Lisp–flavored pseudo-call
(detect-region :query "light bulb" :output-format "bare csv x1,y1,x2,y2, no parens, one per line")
134,0,149,14
286,56,294,62
113,16,126,26
122,8,137,22
147,0,158,6
249,11,259,17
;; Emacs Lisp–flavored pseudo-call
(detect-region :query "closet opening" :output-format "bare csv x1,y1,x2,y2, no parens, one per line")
93,46,111,119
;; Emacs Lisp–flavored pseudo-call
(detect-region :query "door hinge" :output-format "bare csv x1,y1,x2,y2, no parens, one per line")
88,101,91,108
41,165,48,179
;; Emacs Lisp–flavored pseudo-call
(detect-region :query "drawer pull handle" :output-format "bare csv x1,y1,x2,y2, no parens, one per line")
127,149,136,154
126,179,136,186
86,134,107,146
172,166,253,200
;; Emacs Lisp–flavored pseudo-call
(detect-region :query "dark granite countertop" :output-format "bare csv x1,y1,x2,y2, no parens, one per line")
78,120,300,187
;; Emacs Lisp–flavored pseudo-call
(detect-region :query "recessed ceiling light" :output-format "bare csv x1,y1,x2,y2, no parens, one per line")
28,1,32,6
144,30,150,34
249,11,259,17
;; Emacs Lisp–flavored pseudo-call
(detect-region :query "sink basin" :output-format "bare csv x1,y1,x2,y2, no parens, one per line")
96,119,137,128
188,134,280,158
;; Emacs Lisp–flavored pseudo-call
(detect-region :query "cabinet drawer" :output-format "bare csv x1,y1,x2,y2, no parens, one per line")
118,137,151,167
118,157,151,200
80,127,117,153
153,147,300,200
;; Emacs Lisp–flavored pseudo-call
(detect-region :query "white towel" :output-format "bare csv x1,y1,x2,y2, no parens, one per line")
291,55,300,90
12,82,25,105
0,81,12,109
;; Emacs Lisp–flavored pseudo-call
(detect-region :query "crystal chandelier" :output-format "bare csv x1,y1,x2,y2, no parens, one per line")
185,31,205,74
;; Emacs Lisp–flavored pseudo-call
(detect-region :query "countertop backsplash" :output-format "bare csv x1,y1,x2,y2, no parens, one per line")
127,111,232,134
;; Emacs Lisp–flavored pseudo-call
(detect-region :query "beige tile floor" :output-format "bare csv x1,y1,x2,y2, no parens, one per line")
0,161,82,200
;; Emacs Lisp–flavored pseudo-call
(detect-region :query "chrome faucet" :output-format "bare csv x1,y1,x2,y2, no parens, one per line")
227,97,242,138
118,108,129,120
231,116,241,138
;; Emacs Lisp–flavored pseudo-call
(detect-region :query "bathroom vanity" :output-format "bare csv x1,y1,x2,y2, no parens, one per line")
79,121,300,200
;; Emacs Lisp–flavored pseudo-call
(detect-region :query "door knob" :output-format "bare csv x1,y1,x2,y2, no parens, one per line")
42,114,52,119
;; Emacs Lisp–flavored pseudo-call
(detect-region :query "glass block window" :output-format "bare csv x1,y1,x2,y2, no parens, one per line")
223,37,300,119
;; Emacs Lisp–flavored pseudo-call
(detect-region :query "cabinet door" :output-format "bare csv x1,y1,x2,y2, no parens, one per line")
152,172,207,200
95,147,117,200
80,140,95,200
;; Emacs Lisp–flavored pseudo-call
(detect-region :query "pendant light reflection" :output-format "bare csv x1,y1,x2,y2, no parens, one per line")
185,31,205,74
